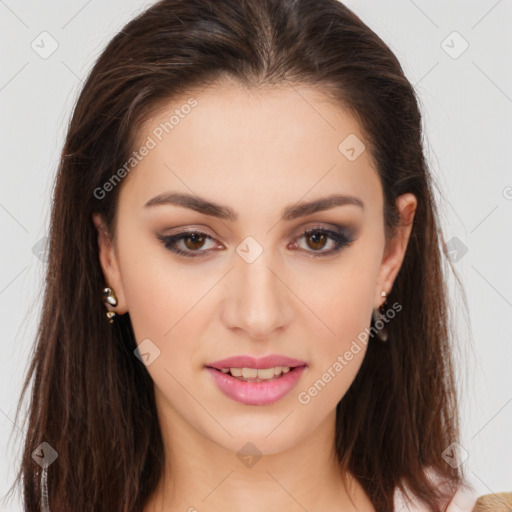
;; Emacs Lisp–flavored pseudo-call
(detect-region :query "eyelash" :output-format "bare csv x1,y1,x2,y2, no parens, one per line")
157,226,355,259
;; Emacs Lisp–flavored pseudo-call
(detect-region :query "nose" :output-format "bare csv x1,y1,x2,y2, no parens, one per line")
221,253,293,340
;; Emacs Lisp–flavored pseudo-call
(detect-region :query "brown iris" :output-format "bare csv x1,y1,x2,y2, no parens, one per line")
183,233,207,250
305,231,328,251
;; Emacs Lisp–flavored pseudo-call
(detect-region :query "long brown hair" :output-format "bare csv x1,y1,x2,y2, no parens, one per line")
5,0,474,510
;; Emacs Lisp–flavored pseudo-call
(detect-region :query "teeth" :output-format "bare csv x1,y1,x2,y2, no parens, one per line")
242,367,258,378
255,367,275,379
219,366,292,380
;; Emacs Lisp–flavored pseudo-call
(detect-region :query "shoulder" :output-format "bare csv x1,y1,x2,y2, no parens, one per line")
393,468,478,511
393,485,477,511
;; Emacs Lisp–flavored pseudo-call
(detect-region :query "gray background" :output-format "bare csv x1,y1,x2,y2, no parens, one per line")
1,0,511,509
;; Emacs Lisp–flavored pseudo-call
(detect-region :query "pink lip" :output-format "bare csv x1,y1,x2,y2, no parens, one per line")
206,365,307,405
205,354,308,406
206,354,307,370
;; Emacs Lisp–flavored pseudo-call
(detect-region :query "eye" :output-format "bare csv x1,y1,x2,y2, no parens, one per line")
157,230,220,258
290,227,355,257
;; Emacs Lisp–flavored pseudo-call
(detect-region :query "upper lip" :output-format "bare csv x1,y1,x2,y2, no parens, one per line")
206,354,308,370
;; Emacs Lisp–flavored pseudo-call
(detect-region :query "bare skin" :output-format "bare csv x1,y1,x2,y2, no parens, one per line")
93,79,417,512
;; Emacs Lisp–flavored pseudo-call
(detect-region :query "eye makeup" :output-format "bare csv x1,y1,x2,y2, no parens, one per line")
156,224,357,259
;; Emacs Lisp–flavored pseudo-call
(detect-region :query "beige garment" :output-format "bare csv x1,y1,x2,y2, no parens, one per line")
472,492,512,511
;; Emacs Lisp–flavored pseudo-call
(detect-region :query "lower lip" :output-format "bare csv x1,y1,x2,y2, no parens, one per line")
205,366,307,406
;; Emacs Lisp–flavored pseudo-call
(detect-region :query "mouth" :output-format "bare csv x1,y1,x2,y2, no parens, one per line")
204,357,308,405
206,365,306,383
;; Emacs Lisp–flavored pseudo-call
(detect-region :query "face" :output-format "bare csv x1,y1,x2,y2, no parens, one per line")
93,80,416,456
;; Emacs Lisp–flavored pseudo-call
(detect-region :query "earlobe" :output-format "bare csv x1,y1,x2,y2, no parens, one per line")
374,193,417,306
91,213,128,314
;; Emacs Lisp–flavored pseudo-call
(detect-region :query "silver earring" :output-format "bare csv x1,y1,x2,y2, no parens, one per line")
372,290,388,342
103,287,118,324
41,466,50,512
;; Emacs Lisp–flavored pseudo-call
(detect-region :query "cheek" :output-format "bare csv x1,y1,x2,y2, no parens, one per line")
293,257,376,347
293,284,373,412
304,275,372,377
116,243,213,414
291,252,379,406
115,230,206,359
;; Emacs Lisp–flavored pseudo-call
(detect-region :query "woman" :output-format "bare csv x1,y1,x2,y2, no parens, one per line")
5,0,478,510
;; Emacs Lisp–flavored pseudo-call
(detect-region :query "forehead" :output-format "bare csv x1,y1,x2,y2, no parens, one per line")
121,81,382,218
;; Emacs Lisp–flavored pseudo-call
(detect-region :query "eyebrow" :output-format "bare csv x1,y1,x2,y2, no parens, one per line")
144,192,364,221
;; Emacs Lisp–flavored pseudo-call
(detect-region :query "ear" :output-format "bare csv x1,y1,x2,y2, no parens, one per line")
92,213,128,314
374,193,417,308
